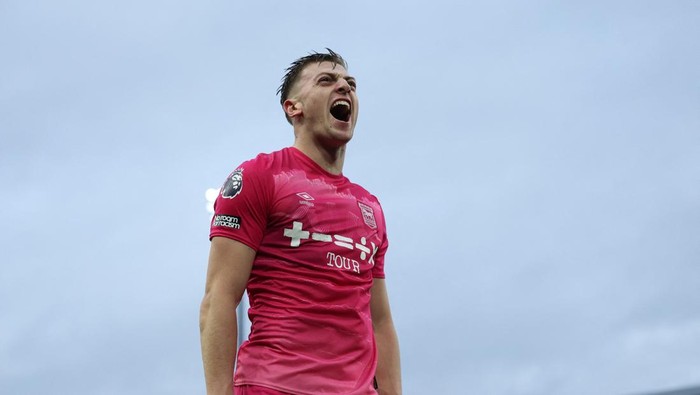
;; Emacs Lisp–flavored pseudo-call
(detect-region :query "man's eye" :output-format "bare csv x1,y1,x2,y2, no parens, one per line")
319,76,332,83
348,81,357,90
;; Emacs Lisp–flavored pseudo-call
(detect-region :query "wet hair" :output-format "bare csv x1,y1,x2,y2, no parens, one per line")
277,48,348,124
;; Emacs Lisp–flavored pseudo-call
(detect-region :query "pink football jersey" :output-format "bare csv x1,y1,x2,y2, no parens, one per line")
210,147,388,394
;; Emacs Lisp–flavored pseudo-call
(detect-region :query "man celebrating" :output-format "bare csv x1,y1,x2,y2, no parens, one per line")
200,49,401,395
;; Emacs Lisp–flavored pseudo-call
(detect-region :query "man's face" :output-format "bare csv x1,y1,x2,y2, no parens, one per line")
288,61,359,146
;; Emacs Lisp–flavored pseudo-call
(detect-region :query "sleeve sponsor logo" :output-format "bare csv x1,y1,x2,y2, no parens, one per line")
357,202,377,229
212,214,241,229
221,168,243,199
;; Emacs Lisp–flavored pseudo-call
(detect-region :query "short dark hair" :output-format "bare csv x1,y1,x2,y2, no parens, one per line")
277,48,348,124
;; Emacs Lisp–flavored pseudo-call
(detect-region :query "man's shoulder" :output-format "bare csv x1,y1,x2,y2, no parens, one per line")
237,147,291,171
345,178,383,206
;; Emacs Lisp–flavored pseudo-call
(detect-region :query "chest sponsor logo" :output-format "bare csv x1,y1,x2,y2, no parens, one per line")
212,214,241,229
283,221,378,273
221,168,243,199
357,202,377,229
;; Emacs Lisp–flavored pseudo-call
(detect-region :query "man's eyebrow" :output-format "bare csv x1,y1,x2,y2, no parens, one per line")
317,72,356,82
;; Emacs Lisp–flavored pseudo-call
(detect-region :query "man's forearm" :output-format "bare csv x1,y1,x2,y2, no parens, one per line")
374,320,402,395
200,292,239,395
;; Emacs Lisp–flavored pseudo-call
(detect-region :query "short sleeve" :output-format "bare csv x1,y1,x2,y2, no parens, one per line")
209,158,272,251
371,202,389,279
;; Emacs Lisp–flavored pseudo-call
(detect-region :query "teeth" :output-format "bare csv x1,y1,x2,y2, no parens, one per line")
332,100,350,108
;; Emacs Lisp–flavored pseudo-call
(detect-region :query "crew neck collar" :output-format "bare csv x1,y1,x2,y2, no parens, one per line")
289,147,345,180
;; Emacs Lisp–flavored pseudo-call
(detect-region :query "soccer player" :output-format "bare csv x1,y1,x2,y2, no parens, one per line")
200,49,401,395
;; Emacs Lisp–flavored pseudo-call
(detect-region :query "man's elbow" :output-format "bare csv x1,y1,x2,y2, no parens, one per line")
372,309,395,331
199,288,241,334
199,293,212,334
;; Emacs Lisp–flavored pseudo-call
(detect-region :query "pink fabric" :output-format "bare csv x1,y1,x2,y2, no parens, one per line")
234,385,292,395
211,147,388,395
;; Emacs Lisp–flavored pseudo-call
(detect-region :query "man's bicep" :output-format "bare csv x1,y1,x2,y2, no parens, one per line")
370,278,394,326
205,236,256,303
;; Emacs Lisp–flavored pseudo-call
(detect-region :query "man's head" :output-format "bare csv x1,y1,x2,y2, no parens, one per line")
277,49,359,149
277,49,349,125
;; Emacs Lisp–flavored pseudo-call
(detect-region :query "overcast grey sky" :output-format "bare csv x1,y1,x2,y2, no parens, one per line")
1,1,699,394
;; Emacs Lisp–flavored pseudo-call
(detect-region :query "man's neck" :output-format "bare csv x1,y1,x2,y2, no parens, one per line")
292,140,346,175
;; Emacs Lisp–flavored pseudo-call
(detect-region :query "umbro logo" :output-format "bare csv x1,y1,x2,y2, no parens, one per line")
296,192,315,207
296,192,314,201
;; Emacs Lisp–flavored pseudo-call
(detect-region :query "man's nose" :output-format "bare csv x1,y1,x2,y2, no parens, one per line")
336,79,351,93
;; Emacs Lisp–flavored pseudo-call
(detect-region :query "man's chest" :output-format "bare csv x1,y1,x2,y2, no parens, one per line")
262,175,382,275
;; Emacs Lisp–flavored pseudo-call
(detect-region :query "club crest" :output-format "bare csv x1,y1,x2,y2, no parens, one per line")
357,202,377,229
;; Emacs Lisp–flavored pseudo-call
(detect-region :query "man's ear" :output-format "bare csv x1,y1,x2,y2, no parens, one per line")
283,99,302,120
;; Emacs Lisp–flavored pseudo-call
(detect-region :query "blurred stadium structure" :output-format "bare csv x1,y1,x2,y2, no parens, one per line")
639,386,700,395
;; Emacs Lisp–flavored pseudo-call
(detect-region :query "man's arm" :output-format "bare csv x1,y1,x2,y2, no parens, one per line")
370,278,402,395
200,237,256,395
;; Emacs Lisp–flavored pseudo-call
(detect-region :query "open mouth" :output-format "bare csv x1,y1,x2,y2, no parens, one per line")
330,99,351,122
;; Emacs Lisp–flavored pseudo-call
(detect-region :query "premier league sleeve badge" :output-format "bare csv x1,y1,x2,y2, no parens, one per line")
221,168,243,199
